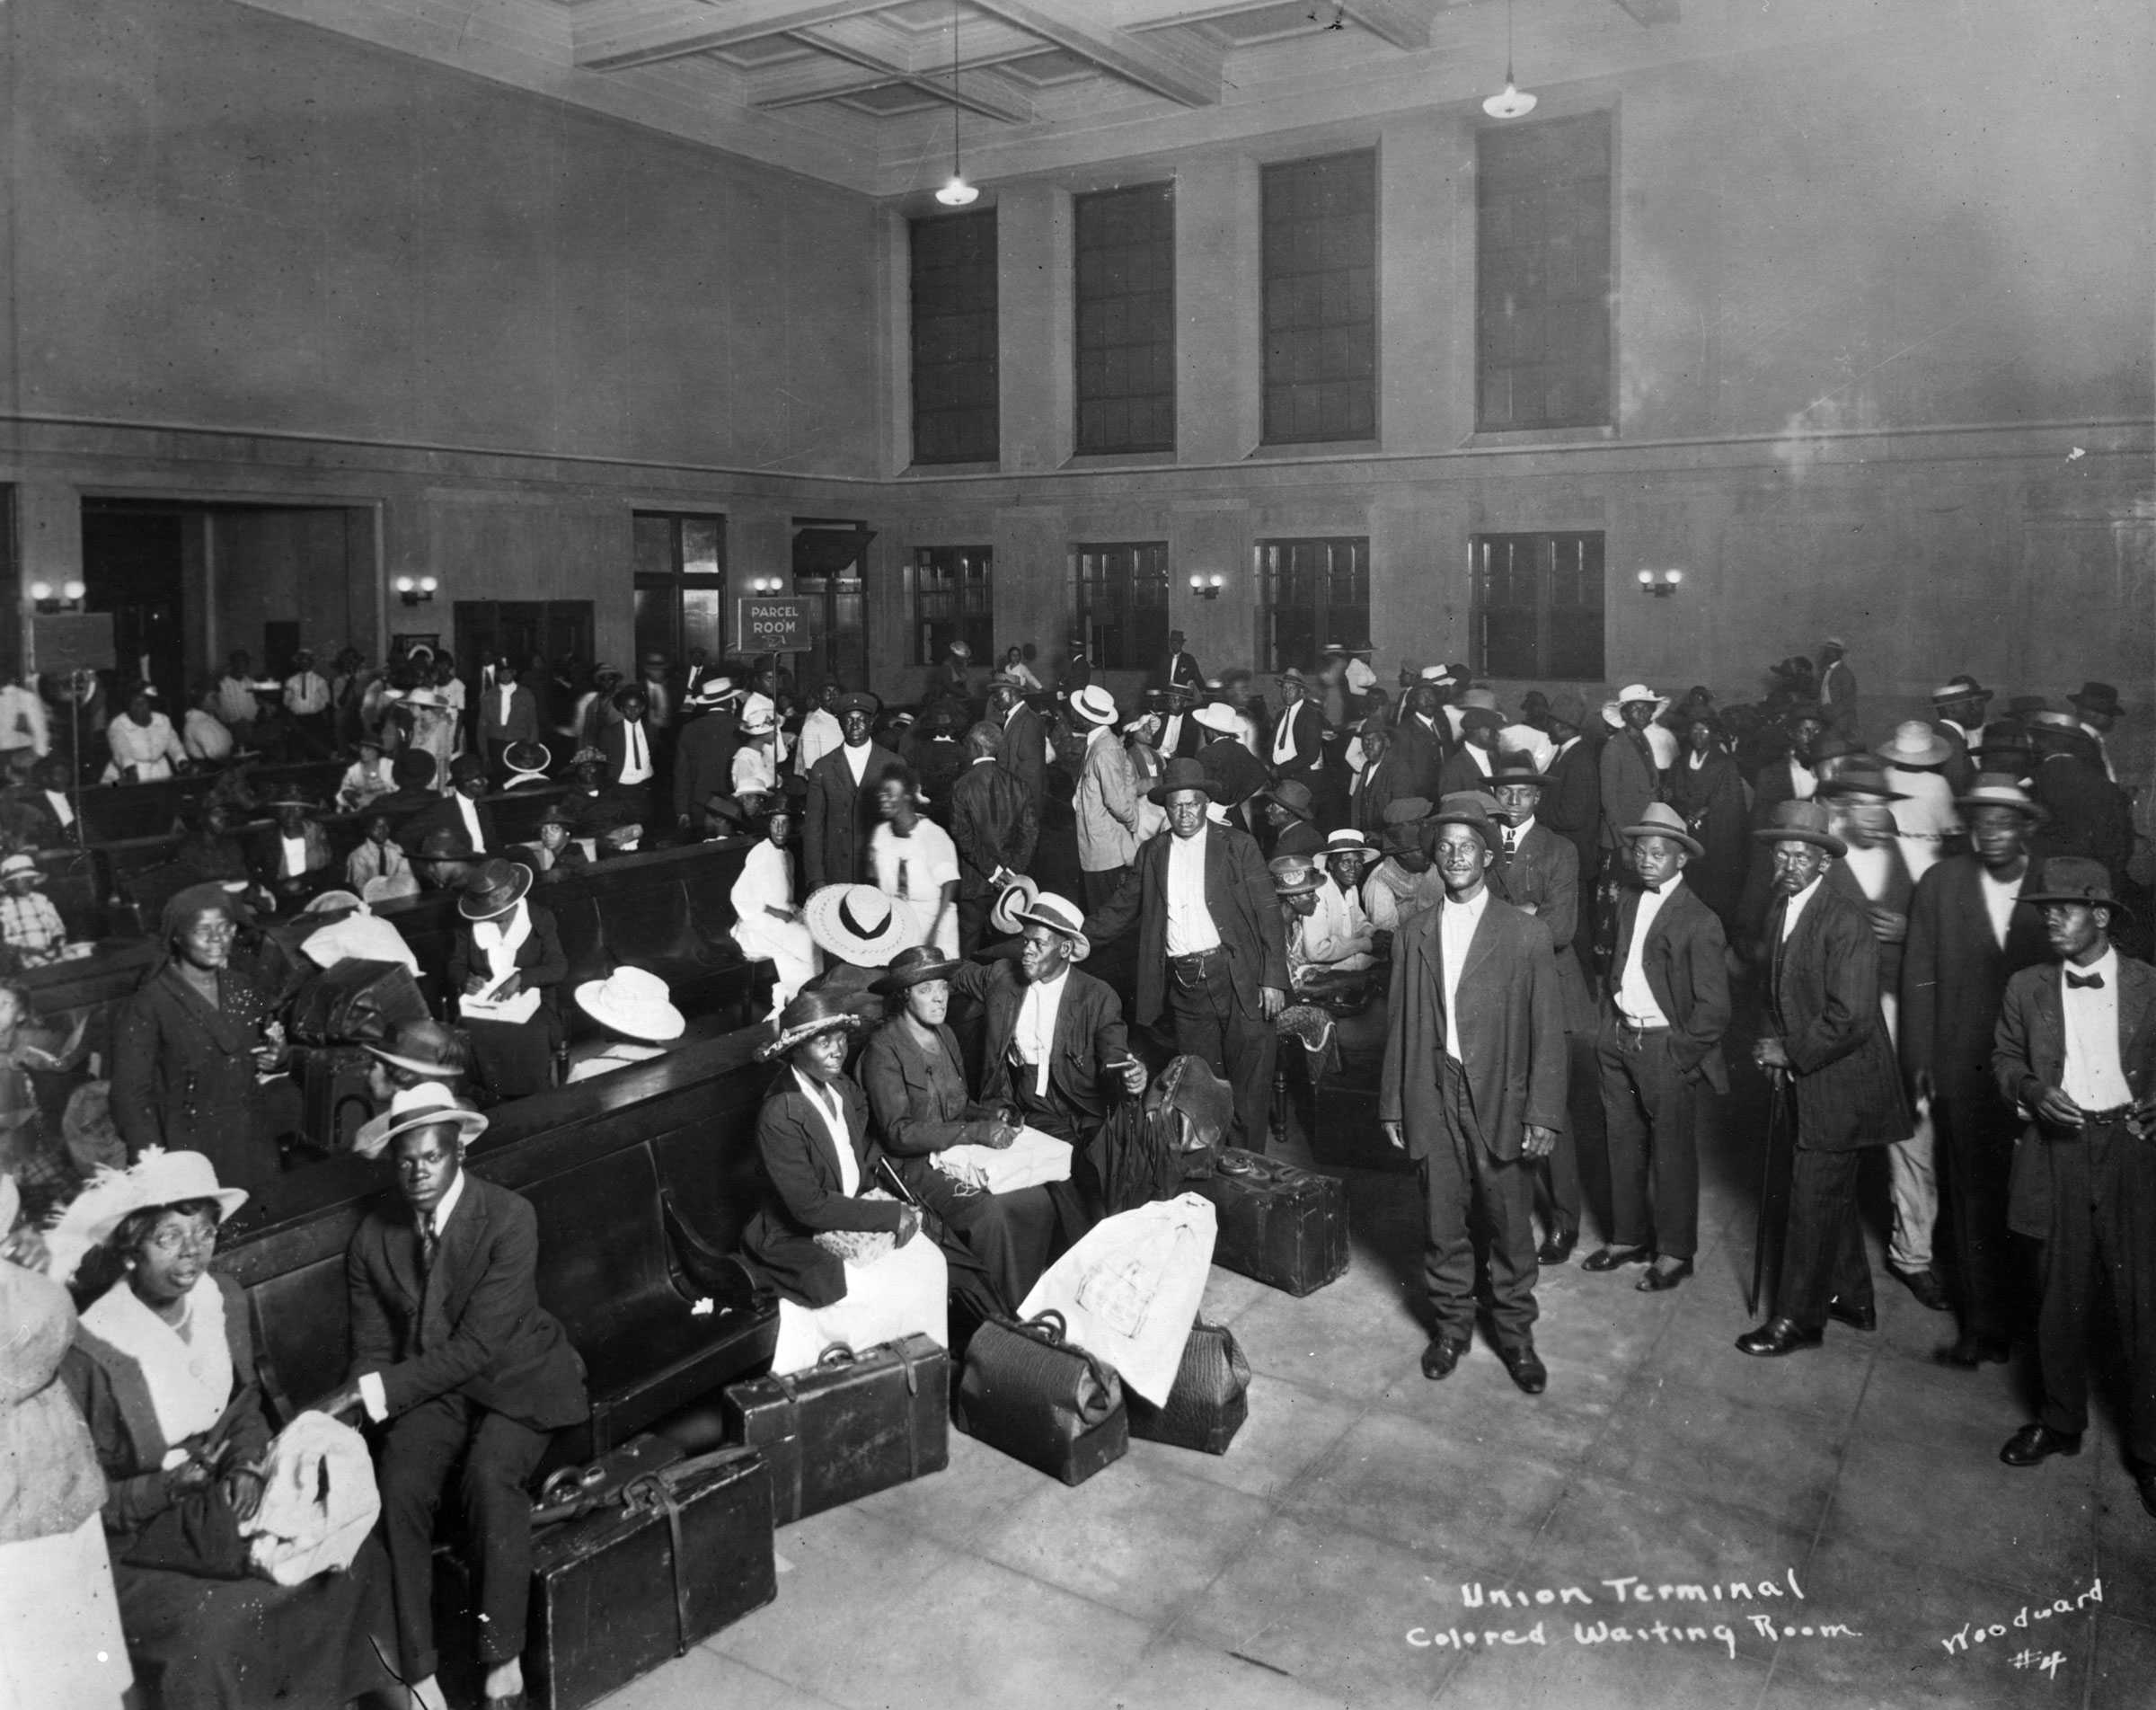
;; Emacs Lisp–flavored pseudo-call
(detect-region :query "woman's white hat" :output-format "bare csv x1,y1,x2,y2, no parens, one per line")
573,966,686,1042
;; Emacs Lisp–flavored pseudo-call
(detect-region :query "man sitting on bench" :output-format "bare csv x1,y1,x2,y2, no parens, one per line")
313,1088,589,1710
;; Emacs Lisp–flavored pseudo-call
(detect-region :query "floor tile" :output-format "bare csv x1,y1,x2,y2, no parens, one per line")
2089,1612,2156,1710
1438,1623,1772,1710
614,1650,845,1710
1226,1271,1428,1398
1103,1635,1356,1710
845,1423,1060,1550
1123,1371,1365,1502
1199,1262,1277,1326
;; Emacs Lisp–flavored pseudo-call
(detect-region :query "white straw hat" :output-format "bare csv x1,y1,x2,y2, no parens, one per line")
573,967,686,1042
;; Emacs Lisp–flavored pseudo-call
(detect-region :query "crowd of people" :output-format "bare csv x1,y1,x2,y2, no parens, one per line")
0,619,2149,1710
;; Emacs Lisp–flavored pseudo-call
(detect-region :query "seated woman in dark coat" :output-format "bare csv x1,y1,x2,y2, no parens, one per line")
110,884,301,1199
446,858,566,1101
55,1150,393,1710
858,945,1063,1316
738,990,950,1376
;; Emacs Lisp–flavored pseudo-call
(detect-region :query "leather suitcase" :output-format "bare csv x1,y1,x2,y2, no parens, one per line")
1128,1318,1250,1455
1197,1149,1350,1296
720,1335,950,1526
296,1042,378,1156
287,957,429,1045
519,1443,778,1710
953,1310,1128,1486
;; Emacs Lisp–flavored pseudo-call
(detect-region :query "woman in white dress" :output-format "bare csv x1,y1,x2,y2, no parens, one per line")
867,765,960,957
729,802,818,1014
102,686,187,784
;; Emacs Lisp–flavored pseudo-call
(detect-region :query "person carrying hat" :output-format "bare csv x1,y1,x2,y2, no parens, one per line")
50,1150,399,1710
1990,859,2156,1511
804,693,902,892
447,858,566,1100
0,854,66,969
1071,685,1144,909
1901,773,2055,1357
1736,801,1912,1358
311,1086,590,1710
1085,758,1288,1153
739,990,951,1377
1379,792,1568,1392
946,722,1038,955
477,657,541,784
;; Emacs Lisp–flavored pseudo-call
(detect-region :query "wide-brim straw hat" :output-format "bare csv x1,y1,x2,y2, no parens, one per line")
354,1084,489,1161
1614,683,1666,710
1069,685,1118,727
755,989,864,1061
504,740,552,775
802,883,925,968
457,858,534,919
0,854,42,884
1875,722,1952,767
870,944,965,997
1192,703,1241,736
989,873,1040,938
45,1148,251,1285
1753,799,1847,858
574,967,685,1041
1621,802,1704,858
1009,890,1091,962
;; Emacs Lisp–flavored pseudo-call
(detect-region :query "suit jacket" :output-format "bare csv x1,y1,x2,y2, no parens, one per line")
1074,731,1143,873
478,683,540,748
1825,842,1914,996
1492,823,1578,952
446,901,568,1035
1902,855,2052,1106
1349,750,1410,841
1819,658,1859,735
1269,700,1326,776
598,717,658,788
2029,751,2134,881
949,758,1038,899
1153,649,1204,693
1607,880,1731,1092
740,1072,908,1309
1540,736,1602,882
1084,822,1287,1028
803,740,901,891
1437,747,1495,799
672,709,739,823
1598,728,1660,851
1764,883,1910,1149
857,1018,996,1155
949,958,1127,1123
1936,720,1979,799
1198,735,1268,809
402,791,501,855
1994,952,2156,1237
998,704,1048,807
1378,893,1568,1163
344,1174,588,1429
248,820,332,882
1389,713,1449,802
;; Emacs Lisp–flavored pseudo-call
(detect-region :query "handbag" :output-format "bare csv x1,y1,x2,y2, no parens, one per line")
1128,1319,1250,1455
953,1308,1126,1483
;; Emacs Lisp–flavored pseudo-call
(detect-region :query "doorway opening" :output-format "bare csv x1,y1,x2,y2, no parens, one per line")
792,518,875,692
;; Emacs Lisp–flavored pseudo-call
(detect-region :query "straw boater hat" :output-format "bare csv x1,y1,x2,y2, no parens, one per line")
575,966,686,1042
457,857,534,920
948,640,972,660
1148,756,1219,804
1621,802,1703,859
738,705,778,738
1192,702,1241,736
45,1148,252,1286
802,883,925,968
1753,799,1847,858
1322,828,1380,865
988,873,1040,937
1875,722,1952,768
1069,685,1118,728
755,988,864,1062
504,740,552,780
2019,856,2132,919
1931,674,1993,709
1007,889,1091,962
686,676,745,708
0,854,43,886
1954,773,2046,820
353,1083,489,1162
870,944,965,997
1268,855,1321,896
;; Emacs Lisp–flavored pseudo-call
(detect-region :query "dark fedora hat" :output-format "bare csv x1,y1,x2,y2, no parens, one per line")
1264,778,1316,820
2068,680,2124,718
457,857,534,919
1752,799,1847,858
1485,752,1548,789
2020,856,2131,919
1148,756,1219,804
869,944,965,997
1429,790,1501,847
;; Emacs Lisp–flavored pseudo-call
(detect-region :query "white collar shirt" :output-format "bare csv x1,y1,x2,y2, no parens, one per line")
618,719,653,784
1164,830,1220,956
1438,885,1490,1061
793,1068,860,1194
843,741,871,787
1977,864,2023,948
1013,970,1068,1096
1780,873,1825,941
2059,947,2133,1111
1615,878,1679,1027
1501,814,1534,856
1789,758,1817,801
456,793,488,851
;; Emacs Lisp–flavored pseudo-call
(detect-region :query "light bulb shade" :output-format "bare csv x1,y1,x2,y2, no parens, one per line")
394,576,414,594
62,580,86,600
1208,574,1224,588
935,175,979,207
1482,81,1537,119
1188,575,1203,590
28,581,51,603
1637,569,1654,585
419,575,438,593
1666,569,1683,585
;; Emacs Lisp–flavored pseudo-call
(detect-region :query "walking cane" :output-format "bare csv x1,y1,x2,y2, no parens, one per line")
1746,1068,1790,1319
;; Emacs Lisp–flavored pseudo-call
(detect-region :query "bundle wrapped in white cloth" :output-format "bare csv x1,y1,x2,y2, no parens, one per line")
238,1411,381,1585
1019,1192,1216,1405
932,1126,1073,1194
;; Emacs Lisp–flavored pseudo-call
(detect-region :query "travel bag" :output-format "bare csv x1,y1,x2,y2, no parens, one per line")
720,1334,950,1526
1127,1318,1250,1455
1195,1148,1350,1296
952,1308,1128,1486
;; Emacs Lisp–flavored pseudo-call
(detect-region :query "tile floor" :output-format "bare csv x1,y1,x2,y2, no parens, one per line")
596,1088,2155,1710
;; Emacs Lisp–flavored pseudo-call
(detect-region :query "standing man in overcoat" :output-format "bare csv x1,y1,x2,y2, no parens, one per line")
804,692,901,891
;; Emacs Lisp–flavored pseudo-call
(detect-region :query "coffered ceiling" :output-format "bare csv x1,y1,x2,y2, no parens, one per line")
229,0,1921,196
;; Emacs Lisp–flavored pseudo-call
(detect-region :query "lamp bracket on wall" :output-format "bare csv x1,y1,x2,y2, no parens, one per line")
1637,568,1683,598
1188,573,1224,601
29,580,86,616
395,575,439,607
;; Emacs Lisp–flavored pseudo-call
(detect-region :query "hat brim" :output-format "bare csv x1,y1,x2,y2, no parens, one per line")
1752,826,1848,857
754,1012,862,1061
573,979,687,1041
1953,790,2046,820
1621,820,1705,858
363,1042,466,1080
457,863,535,918
1815,778,1909,802
1323,845,1381,864
801,884,926,968
1148,774,1221,803
1483,769,1547,790
1263,788,1314,820
2019,890,2133,920
1428,810,1498,844
988,876,1039,938
869,953,966,997
1011,908,1091,963
355,1103,489,1160
1875,743,1951,768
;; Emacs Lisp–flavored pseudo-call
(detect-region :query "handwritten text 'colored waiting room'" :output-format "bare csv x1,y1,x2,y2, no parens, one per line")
1405,1569,1847,1661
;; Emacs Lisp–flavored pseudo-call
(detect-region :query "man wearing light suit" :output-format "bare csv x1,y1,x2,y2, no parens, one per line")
1380,791,1569,1394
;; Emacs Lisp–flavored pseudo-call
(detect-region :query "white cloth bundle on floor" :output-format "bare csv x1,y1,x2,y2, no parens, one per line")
239,1411,381,1585
932,1126,1073,1194
1020,1192,1216,1405
771,1238,948,1377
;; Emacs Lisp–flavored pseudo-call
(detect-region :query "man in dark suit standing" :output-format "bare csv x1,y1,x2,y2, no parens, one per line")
1084,757,1287,1151
596,685,658,826
671,675,744,833
478,657,542,784
1597,684,1665,859
804,692,901,891
1738,801,1911,1356
1390,679,1451,803
1153,629,1204,696
1537,693,1603,919
1992,860,2156,1509
2027,712,2134,890
948,722,1038,953
1586,802,1729,1290
1903,774,2053,1363
316,1093,589,1710
989,672,1048,818
1380,791,1568,1392
1930,675,1993,798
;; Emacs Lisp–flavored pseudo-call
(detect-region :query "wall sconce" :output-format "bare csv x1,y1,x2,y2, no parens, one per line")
29,580,87,615
747,576,786,595
394,575,438,607
1637,568,1684,598
1187,573,1225,602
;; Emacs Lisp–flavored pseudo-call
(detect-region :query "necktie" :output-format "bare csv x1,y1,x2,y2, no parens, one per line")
1502,827,1517,855
419,1218,438,1274
630,722,646,773
897,855,911,899
2066,970,2105,990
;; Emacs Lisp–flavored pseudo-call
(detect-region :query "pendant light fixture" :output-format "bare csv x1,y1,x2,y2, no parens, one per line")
935,4,979,207
1482,0,1538,120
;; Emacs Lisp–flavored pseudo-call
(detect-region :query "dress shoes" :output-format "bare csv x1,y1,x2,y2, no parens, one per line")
1581,1244,1652,1272
1735,1317,1823,1358
1537,1226,1578,1265
1825,1295,1877,1333
1889,1264,1952,1313
1420,1337,1470,1380
1999,1423,2081,1467
1933,1335,2010,1369
1498,1341,1548,1395
1636,1259,1692,1293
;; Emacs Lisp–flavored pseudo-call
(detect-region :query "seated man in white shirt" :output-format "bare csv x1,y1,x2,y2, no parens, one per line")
1273,855,1375,991
181,684,234,764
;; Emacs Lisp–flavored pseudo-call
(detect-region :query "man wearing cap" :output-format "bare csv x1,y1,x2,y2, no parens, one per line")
1084,757,1287,1152
1737,801,1910,1357
1380,791,1568,1391
1818,638,1858,738
1931,676,1994,796
949,722,1038,954
448,858,566,1100
1992,859,2156,1509
1365,797,1446,936
989,673,1048,818
1588,802,1728,1289
1903,774,2054,1360
1274,855,1374,988
1437,697,1505,796
319,1092,588,1710
2068,680,2124,784
405,750,499,857
1153,629,1203,696
805,693,902,892
0,852,66,966
1599,686,1665,861
1072,685,1144,908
